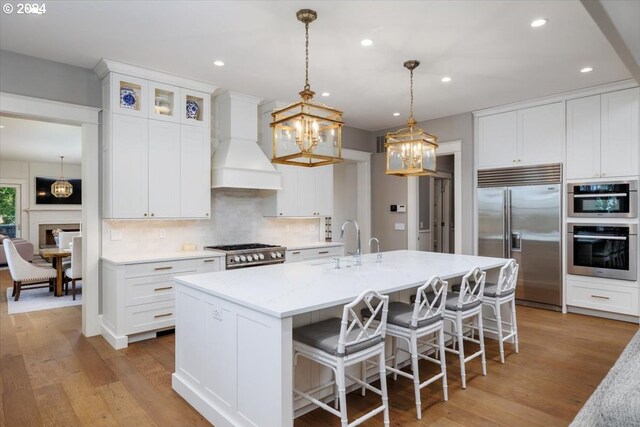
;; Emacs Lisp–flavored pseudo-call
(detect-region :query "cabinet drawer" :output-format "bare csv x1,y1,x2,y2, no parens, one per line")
307,246,343,259
567,281,638,315
197,257,222,272
124,274,182,307
124,259,199,278
286,250,305,262
125,300,175,335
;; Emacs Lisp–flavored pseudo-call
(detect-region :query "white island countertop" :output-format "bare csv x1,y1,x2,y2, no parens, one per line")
175,250,507,318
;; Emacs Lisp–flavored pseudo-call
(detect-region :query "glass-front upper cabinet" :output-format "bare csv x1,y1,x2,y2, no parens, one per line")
148,81,180,122
180,88,210,127
110,73,148,118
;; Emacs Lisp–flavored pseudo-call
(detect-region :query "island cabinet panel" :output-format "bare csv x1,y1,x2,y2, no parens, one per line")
100,256,222,349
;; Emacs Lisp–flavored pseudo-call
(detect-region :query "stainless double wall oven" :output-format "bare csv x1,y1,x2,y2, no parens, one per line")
567,179,638,281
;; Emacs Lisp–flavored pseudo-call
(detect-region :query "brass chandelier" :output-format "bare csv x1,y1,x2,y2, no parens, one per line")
51,156,73,198
385,60,438,176
270,9,343,167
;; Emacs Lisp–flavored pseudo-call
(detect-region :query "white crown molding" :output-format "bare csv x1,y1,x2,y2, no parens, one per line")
473,79,637,117
215,91,263,105
93,58,218,94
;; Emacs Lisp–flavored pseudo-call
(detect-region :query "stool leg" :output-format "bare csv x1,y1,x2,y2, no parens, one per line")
361,361,366,396
477,312,487,376
378,350,390,427
495,300,505,364
456,315,466,389
439,326,449,401
393,336,399,381
336,360,348,427
410,332,421,419
511,298,519,354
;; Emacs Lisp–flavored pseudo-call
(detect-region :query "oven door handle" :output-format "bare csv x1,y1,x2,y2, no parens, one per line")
573,235,627,240
573,193,628,198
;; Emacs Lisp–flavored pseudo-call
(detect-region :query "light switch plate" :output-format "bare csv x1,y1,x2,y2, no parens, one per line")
394,223,406,231
397,204,407,213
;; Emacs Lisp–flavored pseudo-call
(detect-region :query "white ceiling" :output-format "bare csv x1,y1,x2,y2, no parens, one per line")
0,1,632,131
0,116,81,163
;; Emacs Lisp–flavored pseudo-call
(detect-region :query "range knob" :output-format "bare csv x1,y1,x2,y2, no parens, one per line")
234,256,240,262
258,253,265,260
253,254,259,261
240,255,247,262
271,252,277,259
276,252,283,258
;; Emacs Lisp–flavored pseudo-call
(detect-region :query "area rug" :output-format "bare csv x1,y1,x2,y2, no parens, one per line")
6,283,82,315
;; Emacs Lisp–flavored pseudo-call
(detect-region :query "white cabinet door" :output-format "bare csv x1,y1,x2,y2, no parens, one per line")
601,88,640,178
566,96,601,179
478,111,518,169
112,115,149,218
148,120,181,218
519,102,563,166
315,165,333,216
273,164,298,216
180,125,211,218
297,167,317,216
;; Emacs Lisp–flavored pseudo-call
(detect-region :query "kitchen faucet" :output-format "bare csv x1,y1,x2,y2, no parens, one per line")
340,219,361,266
369,237,382,263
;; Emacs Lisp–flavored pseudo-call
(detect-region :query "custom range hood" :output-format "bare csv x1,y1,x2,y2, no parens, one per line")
211,91,282,190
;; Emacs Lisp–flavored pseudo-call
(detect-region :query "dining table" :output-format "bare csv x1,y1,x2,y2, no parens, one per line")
39,247,72,297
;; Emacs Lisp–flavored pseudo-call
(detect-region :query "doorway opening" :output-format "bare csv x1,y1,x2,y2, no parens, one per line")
417,155,455,253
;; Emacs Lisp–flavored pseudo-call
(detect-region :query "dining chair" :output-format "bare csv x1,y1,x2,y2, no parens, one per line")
293,289,390,427
3,239,57,301
64,236,82,300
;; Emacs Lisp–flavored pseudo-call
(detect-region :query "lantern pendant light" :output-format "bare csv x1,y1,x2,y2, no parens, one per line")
51,156,73,198
270,9,343,167
385,60,438,176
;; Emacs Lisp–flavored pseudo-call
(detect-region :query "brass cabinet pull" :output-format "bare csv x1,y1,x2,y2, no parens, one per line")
203,259,216,263
590,295,610,300
292,251,301,255
154,266,173,271
318,251,329,254
154,312,173,318
154,286,172,291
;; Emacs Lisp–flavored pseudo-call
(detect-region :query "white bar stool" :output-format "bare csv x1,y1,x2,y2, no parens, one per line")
443,266,487,389
293,289,390,427
371,276,449,420
481,259,519,363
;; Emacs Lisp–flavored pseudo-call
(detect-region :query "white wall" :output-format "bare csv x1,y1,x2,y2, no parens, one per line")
102,188,322,257
332,162,358,254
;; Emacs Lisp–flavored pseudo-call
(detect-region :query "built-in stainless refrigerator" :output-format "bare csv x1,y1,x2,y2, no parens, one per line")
477,164,562,308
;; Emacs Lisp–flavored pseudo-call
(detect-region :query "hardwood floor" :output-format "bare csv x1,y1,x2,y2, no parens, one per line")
0,268,636,427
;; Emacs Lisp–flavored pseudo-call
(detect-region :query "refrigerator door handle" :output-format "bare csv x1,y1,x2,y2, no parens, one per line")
511,231,522,252
506,188,512,258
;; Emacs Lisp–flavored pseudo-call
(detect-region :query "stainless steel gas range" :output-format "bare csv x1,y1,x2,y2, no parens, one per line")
205,243,287,269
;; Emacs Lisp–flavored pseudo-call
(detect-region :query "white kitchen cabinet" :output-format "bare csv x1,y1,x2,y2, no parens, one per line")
149,120,181,218
566,88,639,179
180,125,211,218
601,88,639,178
566,95,601,179
101,255,223,349
263,165,334,217
99,61,215,219
111,114,149,218
477,103,563,169
285,245,344,262
566,277,638,316
478,111,518,169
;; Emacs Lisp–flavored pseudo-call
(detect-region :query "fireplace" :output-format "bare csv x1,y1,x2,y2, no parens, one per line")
38,223,80,248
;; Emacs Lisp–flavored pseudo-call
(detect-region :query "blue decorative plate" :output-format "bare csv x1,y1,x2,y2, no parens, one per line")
186,100,199,119
120,87,136,109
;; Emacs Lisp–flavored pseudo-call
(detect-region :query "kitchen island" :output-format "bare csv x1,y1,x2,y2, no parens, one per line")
172,250,507,427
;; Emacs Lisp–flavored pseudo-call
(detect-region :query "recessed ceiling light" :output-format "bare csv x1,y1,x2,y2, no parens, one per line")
321,92,330,97
530,18,548,28
580,66,594,73
393,112,400,117
360,39,373,47
441,76,452,83
213,60,225,67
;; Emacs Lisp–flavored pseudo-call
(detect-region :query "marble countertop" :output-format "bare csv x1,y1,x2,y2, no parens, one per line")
175,250,507,318
283,242,344,251
102,250,224,265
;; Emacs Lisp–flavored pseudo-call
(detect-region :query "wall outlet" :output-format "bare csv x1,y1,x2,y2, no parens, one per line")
159,228,166,239
397,204,407,213
394,223,406,231
110,229,122,241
